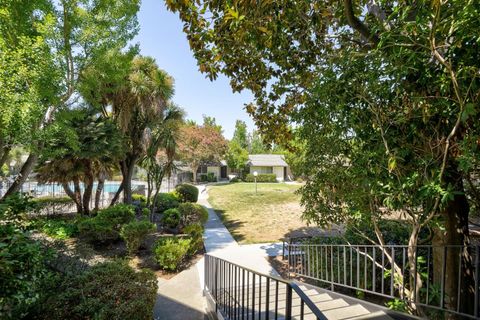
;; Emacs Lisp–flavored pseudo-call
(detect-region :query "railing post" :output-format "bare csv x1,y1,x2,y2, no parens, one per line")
215,257,218,313
285,284,292,320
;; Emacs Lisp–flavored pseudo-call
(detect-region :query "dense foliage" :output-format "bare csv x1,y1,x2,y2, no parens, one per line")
178,203,209,227
244,174,277,183
154,237,192,271
38,260,157,320
175,183,199,203
155,192,180,213
120,220,156,255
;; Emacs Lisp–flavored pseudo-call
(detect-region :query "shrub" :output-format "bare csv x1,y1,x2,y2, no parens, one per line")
33,196,75,214
178,203,208,227
0,193,36,226
183,223,204,254
0,224,53,319
230,176,241,183
141,207,150,219
199,174,208,182
244,173,277,182
162,208,181,228
207,172,217,182
155,192,180,213
35,217,79,239
120,221,156,255
175,183,199,203
132,194,147,207
96,204,135,228
77,217,119,243
154,237,192,271
40,261,157,320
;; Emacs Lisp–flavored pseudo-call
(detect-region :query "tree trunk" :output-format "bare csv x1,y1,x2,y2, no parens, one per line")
95,177,105,211
1,153,38,200
73,178,83,214
432,163,473,317
110,180,124,206
82,169,94,215
191,164,199,183
0,146,11,169
122,157,137,205
61,182,81,213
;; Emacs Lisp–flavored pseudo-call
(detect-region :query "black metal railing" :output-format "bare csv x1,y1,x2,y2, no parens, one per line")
204,254,327,320
285,243,480,319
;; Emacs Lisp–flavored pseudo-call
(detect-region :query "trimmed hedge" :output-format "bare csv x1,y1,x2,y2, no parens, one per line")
155,192,180,213
175,184,198,203
154,237,192,271
120,221,156,255
78,204,135,243
244,173,277,182
178,203,208,227
162,208,181,228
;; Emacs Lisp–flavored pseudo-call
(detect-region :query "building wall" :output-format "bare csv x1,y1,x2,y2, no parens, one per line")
272,166,285,181
207,166,220,178
249,166,285,181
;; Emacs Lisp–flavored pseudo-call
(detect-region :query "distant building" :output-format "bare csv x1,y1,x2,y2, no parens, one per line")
195,154,291,182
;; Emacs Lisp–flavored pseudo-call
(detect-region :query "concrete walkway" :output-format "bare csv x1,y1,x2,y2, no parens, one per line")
198,184,280,276
154,184,283,319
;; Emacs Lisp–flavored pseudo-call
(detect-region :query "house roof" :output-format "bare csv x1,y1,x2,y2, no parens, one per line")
247,154,288,167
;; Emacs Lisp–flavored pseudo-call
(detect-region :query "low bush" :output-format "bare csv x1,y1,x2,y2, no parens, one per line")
207,172,217,182
162,208,181,228
155,192,179,213
230,176,241,183
40,260,157,320
96,204,135,228
77,217,119,243
120,221,156,255
0,224,53,319
244,173,277,182
33,196,75,214
199,174,208,182
132,194,147,207
183,223,204,254
178,203,208,227
35,217,80,239
154,237,192,271
175,183,199,203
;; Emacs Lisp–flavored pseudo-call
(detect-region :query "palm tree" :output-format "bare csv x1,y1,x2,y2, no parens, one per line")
101,55,175,205
140,104,184,219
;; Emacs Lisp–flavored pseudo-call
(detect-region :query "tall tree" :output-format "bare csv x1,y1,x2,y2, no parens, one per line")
140,104,184,219
202,115,223,134
248,130,267,154
231,120,248,149
225,140,248,175
178,124,227,182
1,0,140,199
167,0,479,314
93,55,175,205
36,108,124,214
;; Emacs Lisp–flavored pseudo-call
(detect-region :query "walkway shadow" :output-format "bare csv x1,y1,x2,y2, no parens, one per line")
154,293,206,320
213,209,246,243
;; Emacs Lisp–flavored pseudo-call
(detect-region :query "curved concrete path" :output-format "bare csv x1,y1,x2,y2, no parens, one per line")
154,184,283,319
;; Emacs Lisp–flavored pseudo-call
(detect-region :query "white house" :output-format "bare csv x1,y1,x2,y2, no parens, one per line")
196,154,291,182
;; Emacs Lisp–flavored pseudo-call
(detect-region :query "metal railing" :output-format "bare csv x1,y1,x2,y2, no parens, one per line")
285,243,480,319
204,254,327,320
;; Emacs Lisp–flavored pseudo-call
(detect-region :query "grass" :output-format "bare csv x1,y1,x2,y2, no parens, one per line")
207,182,319,244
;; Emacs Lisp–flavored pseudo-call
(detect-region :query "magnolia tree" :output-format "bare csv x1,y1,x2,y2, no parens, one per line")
167,0,479,315
178,124,227,182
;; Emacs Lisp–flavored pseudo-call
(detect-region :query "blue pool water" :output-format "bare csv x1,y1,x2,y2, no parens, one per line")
20,182,144,195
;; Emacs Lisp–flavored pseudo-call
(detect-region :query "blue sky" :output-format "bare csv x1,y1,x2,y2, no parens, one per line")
134,0,255,139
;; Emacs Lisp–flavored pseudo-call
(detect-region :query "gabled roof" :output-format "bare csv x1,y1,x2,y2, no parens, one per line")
247,154,288,167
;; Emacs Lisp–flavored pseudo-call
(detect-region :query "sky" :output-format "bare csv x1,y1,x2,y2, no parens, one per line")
134,0,255,139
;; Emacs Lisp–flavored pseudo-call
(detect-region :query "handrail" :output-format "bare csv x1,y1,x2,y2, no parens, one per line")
284,242,480,320
204,254,327,320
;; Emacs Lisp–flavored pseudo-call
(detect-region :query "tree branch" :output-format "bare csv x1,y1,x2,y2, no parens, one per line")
343,0,380,46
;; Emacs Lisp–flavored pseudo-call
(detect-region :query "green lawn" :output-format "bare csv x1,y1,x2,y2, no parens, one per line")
207,182,319,244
